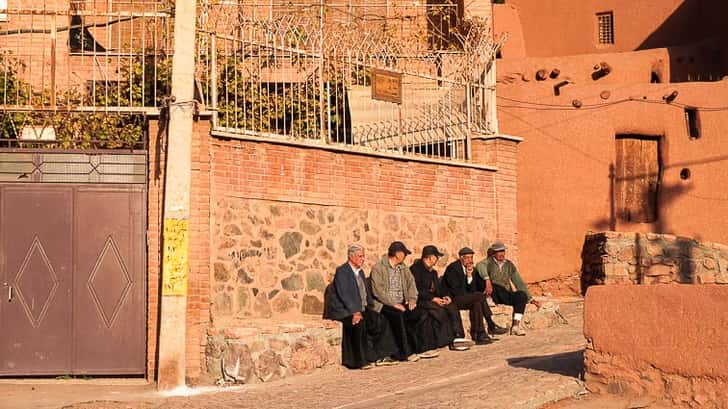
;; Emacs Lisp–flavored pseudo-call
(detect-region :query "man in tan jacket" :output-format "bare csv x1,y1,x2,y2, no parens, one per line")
370,241,438,361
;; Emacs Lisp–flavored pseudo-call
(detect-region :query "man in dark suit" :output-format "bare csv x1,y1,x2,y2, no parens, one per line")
325,244,398,369
410,245,470,351
442,247,508,344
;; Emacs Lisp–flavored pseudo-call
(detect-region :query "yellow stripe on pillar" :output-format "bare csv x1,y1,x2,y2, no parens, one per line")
162,218,189,296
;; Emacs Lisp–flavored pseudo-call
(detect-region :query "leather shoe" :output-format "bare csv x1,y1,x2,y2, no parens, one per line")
488,325,509,335
474,335,494,345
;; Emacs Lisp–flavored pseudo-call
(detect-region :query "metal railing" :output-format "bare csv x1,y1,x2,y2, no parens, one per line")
197,0,500,161
0,0,171,148
0,0,499,159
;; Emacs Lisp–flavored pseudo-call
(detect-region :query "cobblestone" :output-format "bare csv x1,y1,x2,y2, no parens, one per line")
6,300,586,409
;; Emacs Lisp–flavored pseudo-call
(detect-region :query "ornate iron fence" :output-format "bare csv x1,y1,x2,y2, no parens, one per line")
0,0,500,159
196,0,500,161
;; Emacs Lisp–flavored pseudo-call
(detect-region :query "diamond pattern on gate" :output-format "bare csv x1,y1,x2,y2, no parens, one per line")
14,236,60,328
87,236,133,328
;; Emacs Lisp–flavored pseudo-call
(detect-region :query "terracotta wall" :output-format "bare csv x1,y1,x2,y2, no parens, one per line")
207,136,518,328
497,75,728,284
584,285,728,407
496,0,727,58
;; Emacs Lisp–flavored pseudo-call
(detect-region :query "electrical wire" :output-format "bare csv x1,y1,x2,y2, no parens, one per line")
497,95,728,112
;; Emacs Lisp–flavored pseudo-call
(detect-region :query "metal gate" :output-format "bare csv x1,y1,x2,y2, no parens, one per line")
0,151,147,375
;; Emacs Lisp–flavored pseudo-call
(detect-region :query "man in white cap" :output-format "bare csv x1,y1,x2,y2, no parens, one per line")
475,241,540,336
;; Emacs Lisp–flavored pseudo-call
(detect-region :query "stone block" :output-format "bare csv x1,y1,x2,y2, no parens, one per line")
584,285,728,406
645,264,672,277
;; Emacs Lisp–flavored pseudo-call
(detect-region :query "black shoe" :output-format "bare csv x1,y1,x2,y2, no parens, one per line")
474,337,493,345
488,325,509,335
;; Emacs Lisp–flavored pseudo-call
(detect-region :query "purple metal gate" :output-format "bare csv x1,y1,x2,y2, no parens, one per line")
0,152,147,376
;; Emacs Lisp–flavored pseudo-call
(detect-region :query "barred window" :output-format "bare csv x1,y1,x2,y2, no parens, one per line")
597,12,614,45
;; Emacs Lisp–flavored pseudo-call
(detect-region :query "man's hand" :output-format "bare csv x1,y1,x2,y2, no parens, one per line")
442,296,452,305
407,300,417,311
485,279,493,296
393,303,406,312
352,311,363,325
432,297,445,306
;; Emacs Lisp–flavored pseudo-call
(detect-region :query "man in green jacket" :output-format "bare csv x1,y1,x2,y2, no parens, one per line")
475,241,540,336
370,241,438,361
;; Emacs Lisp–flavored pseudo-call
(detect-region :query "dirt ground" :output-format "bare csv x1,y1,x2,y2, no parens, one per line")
3,300,598,409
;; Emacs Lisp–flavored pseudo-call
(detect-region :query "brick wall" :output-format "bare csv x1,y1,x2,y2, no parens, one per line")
147,124,518,382
471,135,520,263
207,136,509,331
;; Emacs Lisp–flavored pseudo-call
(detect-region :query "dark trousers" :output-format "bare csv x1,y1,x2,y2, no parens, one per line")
420,300,466,339
492,284,528,316
452,293,492,339
339,308,397,369
380,304,426,359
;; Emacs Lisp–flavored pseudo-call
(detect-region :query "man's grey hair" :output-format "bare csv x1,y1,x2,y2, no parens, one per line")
347,243,365,257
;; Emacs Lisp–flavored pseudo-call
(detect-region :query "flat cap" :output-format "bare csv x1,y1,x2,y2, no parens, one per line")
458,247,475,256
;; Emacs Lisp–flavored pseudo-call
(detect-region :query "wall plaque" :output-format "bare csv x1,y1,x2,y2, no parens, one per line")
371,68,402,104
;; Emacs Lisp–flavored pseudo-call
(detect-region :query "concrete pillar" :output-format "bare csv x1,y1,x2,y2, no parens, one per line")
157,0,197,391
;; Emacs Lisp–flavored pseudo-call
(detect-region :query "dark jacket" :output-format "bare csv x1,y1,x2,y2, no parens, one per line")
442,260,486,297
325,262,372,320
410,259,445,303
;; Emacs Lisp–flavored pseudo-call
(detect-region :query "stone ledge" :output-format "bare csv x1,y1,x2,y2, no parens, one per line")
205,319,342,385
581,231,728,294
460,296,566,336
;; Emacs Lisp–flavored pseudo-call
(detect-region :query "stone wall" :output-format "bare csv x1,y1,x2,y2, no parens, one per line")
212,199,496,325
208,135,517,327
581,231,728,294
584,285,728,408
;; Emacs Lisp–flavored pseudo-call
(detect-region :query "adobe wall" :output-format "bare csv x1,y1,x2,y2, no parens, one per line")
584,285,728,408
207,136,514,328
497,74,728,285
581,231,728,293
498,0,728,59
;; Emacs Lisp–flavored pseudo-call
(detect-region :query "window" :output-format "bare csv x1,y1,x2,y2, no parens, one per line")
597,12,614,45
1,0,8,22
684,107,700,139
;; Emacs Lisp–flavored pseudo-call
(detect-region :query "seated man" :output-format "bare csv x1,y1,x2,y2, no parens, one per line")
443,247,508,345
326,244,398,369
475,241,540,336
410,245,470,351
370,241,438,361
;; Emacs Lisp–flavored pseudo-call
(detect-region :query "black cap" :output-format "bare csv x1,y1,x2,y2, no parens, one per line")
388,241,412,256
422,245,444,258
458,247,475,257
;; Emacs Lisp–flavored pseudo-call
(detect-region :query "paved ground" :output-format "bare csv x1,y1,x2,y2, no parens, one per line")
1,300,587,409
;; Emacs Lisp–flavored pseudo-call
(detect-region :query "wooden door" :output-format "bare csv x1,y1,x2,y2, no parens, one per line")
615,136,661,223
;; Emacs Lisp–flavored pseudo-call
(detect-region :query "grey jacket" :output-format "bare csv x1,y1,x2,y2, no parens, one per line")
369,255,418,312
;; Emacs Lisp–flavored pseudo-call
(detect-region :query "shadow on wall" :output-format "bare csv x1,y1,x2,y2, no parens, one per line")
637,0,728,82
507,350,584,379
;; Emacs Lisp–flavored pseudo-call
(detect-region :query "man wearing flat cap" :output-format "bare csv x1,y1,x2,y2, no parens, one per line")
410,245,470,352
370,241,437,361
475,241,539,336
443,247,507,344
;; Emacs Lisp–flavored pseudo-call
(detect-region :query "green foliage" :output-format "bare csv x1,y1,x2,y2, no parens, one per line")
0,53,168,149
215,57,348,140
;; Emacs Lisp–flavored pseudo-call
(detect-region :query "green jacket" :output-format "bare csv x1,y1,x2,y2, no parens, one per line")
475,257,532,301
370,255,418,313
